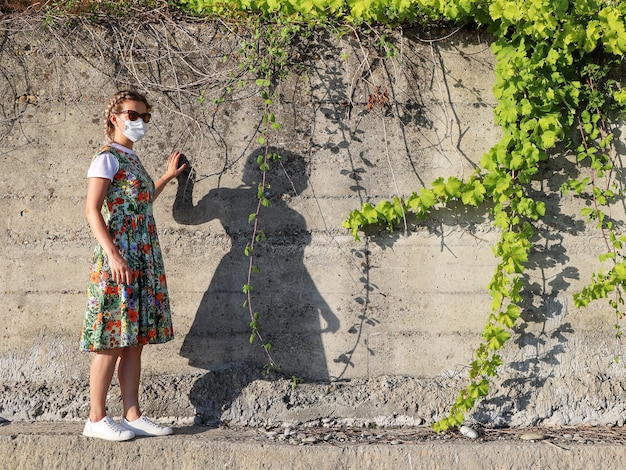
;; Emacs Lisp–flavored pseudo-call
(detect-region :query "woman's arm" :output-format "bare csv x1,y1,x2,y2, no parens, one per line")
85,177,132,285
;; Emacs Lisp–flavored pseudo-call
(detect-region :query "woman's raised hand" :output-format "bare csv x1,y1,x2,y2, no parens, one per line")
164,151,188,181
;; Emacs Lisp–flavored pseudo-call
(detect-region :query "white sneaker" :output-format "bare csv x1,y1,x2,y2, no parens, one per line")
122,415,173,436
83,416,135,441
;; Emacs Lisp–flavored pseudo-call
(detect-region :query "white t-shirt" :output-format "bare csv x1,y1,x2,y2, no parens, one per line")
86,143,134,180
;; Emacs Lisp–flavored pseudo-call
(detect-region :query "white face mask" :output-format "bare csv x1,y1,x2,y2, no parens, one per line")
122,118,148,142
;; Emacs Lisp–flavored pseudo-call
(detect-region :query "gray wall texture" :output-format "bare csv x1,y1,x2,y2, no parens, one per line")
1,17,625,429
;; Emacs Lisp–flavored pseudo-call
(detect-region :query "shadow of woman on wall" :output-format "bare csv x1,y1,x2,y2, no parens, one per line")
173,147,339,425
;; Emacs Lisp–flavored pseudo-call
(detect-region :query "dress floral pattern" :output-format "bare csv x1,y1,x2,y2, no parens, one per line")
81,145,174,351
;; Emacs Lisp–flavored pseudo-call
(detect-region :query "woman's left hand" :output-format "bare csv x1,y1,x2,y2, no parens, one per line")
154,151,189,200
164,151,188,180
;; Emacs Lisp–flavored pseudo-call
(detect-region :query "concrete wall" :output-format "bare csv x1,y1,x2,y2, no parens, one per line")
1,17,625,428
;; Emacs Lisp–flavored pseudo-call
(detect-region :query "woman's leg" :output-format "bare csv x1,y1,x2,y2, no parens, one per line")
118,345,144,421
89,350,121,422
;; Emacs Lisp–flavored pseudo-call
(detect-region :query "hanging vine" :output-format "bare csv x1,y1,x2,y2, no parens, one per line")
236,16,312,373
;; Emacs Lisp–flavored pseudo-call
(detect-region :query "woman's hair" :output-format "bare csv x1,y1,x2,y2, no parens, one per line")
104,90,152,139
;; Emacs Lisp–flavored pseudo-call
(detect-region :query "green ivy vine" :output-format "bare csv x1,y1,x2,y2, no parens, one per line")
174,0,626,432
236,16,309,373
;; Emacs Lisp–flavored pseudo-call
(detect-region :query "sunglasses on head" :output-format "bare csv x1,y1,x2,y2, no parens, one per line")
114,109,151,123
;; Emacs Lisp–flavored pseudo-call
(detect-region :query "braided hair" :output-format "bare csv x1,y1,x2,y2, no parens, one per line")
104,90,152,140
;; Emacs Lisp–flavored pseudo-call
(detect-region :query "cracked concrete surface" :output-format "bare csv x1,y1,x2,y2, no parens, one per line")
2,15,626,455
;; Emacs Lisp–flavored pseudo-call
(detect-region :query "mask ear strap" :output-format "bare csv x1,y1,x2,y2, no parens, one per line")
111,114,125,131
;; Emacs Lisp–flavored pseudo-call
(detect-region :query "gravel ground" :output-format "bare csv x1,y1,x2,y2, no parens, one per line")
5,419,625,447
242,423,626,447
4,420,626,470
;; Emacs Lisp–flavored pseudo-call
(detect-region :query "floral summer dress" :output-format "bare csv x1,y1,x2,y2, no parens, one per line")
81,145,174,351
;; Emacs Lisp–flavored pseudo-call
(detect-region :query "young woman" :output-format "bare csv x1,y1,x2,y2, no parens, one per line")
81,90,186,441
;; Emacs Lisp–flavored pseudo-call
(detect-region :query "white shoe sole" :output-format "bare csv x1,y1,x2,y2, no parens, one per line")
83,426,135,441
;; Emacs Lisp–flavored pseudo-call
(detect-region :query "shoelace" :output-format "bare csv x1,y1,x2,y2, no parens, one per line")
103,417,126,433
140,417,163,430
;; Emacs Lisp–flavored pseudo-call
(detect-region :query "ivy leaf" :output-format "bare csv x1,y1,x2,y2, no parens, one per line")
541,130,558,148
599,7,626,55
483,325,510,350
488,1,504,20
406,192,420,211
490,290,504,312
613,263,626,281
362,203,379,224
584,20,602,52
614,89,626,105
431,177,446,197
498,304,520,328
505,244,528,273
376,200,401,227
494,100,518,125
461,180,486,206
536,201,546,217
509,151,524,170
433,176,462,199
444,177,463,198
476,378,490,397
545,48,560,66
419,188,437,209
519,99,533,116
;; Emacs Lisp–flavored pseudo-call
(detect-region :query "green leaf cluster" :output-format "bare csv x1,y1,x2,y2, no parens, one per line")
337,0,626,432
